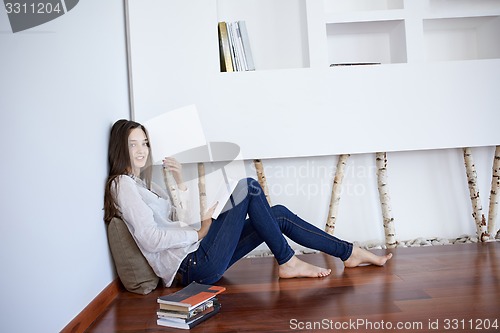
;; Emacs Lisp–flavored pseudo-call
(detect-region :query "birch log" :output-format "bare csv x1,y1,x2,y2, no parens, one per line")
376,152,397,248
198,162,207,220
162,167,181,210
487,146,500,239
254,159,271,205
463,147,489,242
325,154,350,235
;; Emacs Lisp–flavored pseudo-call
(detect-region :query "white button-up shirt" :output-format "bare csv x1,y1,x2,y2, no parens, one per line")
113,175,200,287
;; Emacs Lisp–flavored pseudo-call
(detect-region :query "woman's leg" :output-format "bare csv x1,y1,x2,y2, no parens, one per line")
179,178,329,284
179,178,391,285
233,203,392,270
270,204,353,260
232,178,335,278
269,205,393,267
179,178,294,284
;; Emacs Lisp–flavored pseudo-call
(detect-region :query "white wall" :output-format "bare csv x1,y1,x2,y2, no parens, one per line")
0,1,129,332
0,1,497,333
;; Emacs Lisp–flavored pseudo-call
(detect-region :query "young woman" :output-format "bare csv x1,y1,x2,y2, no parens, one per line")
104,119,392,287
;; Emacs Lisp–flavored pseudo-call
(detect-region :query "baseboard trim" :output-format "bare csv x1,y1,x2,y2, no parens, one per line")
61,278,122,333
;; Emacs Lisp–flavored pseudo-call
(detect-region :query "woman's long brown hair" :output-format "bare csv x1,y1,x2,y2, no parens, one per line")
103,119,153,223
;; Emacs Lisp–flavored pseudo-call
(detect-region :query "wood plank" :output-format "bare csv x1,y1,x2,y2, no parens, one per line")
85,242,500,332
61,278,121,333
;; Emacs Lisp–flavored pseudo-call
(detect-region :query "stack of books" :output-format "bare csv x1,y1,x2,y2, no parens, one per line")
156,282,226,329
218,21,255,72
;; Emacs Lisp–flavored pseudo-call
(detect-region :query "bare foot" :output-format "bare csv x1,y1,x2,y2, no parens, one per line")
279,256,331,279
343,247,393,268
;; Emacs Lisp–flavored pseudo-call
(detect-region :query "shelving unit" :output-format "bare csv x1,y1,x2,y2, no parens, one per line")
424,16,500,62
217,0,310,70
216,0,500,69
324,0,404,13
126,0,500,161
326,19,407,65
428,0,500,12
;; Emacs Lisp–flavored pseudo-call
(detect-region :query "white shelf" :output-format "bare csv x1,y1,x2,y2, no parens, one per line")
424,16,500,62
217,0,309,70
326,20,407,65
127,0,500,159
216,0,500,69
324,9,405,24
324,0,404,13
428,0,500,12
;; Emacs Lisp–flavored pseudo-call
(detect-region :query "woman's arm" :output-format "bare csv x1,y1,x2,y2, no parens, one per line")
197,202,218,240
115,176,198,252
197,219,212,240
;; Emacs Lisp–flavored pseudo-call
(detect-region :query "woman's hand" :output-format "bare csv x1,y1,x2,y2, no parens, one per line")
197,202,218,240
163,157,186,190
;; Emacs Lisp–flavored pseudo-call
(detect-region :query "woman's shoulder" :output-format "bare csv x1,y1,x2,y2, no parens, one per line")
118,174,133,181
112,174,134,185
111,174,138,192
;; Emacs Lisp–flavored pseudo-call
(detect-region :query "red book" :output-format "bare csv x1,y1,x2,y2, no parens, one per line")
157,282,226,312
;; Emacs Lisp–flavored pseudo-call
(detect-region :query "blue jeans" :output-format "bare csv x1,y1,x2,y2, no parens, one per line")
177,178,353,285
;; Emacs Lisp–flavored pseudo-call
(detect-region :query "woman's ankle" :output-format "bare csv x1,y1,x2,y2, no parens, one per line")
279,256,331,278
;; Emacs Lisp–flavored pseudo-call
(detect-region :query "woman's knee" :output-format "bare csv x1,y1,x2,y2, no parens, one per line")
231,178,258,206
241,177,262,195
246,177,260,187
236,177,257,188
271,204,291,218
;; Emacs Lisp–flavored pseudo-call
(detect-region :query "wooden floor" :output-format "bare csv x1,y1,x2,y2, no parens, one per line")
87,242,500,332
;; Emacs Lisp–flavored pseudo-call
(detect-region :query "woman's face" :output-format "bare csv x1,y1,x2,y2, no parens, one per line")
128,127,149,176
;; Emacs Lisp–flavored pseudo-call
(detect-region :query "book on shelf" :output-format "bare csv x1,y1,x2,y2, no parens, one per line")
238,21,255,71
157,281,226,311
218,22,233,72
230,21,245,71
218,20,255,72
226,22,239,70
